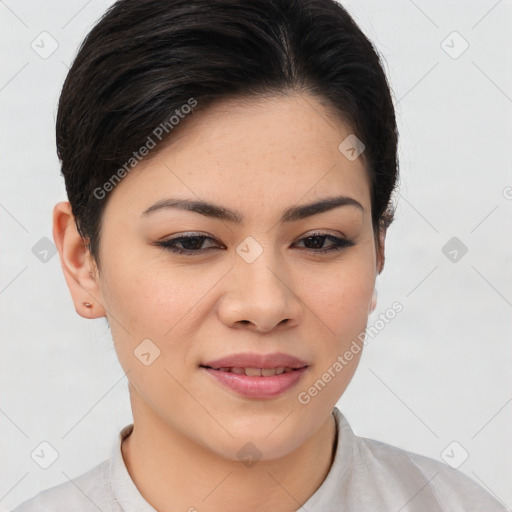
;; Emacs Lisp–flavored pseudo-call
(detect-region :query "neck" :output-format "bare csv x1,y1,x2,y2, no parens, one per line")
121,402,337,512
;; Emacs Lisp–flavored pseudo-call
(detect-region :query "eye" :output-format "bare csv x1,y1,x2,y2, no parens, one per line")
292,232,355,253
155,231,354,256
155,233,223,256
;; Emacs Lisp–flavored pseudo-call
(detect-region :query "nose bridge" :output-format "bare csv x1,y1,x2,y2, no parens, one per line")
224,234,301,330
234,235,287,296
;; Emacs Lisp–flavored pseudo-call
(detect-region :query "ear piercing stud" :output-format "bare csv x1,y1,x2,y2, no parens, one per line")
83,302,93,308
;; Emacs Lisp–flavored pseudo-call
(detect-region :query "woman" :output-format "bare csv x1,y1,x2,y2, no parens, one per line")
13,0,506,510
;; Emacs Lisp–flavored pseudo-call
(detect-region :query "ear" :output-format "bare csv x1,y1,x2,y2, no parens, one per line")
52,201,106,319
375,225,387,275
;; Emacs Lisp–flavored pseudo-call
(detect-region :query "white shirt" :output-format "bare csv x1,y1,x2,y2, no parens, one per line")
12,407,506,512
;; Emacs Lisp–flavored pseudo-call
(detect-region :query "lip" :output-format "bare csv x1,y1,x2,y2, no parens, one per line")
200,352,309,399
202,352,309,370
202,366,308,398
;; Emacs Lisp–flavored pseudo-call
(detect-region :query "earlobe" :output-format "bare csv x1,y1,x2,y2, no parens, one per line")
52,201,106,319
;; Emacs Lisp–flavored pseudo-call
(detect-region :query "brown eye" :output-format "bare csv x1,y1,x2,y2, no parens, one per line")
155,232,354,257
156,234,222,255
293,233,354,253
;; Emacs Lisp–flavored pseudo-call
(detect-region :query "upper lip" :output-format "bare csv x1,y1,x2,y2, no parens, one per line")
201,352,309,369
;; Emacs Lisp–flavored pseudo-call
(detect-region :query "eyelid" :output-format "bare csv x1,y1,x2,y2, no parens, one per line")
155,230,354,256
300,228,347,238
157,229,347,245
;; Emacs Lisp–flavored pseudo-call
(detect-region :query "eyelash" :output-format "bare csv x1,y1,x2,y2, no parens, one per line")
155,232,355,256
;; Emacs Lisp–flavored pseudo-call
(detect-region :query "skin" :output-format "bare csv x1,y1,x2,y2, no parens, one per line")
53,93,385,512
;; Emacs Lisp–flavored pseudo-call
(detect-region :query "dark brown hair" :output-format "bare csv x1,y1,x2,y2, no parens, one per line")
56,0,399,271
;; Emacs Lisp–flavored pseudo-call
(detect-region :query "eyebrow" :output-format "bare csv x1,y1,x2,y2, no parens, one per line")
142,195,364,223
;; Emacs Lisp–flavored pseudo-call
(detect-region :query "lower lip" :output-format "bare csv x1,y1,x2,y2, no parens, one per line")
202,367,308,398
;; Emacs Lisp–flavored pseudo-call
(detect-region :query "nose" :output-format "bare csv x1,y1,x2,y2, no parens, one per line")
217,247,302,333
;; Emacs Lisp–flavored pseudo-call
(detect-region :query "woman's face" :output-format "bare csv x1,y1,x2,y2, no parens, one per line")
92,93,382,460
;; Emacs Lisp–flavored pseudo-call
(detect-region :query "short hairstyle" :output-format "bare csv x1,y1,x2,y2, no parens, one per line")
56,0,399,271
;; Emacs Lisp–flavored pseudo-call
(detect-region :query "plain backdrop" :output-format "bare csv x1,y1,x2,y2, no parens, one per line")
1,0,511,510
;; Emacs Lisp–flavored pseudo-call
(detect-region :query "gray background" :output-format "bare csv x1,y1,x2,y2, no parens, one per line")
1,0,511,510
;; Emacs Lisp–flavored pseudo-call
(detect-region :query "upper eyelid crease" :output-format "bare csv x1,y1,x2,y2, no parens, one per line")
157,232,354,255
142,195,364,223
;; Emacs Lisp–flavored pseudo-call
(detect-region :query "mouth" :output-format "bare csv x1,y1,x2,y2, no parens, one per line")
199,352,309,398
199,366,301,376
201,351,309,371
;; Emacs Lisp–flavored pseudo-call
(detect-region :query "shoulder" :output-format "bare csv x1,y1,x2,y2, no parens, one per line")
354,434,506,511
10,459,112,512
329,409,507,512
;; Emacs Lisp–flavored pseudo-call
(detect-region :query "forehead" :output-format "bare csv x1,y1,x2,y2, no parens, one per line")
104,93,371,217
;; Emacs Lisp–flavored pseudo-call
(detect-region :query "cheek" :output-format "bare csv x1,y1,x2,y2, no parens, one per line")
100,252,201,335
297,257,373,409
306,256,375,341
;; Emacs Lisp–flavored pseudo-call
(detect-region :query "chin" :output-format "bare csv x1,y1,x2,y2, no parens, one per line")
197,414,312,463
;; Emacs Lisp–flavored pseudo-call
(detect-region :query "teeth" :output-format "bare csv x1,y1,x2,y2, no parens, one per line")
214,366,295,376
244,367,262,376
